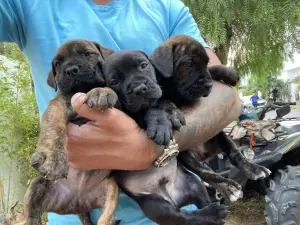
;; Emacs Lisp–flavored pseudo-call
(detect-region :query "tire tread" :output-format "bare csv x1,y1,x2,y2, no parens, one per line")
264,166,300,225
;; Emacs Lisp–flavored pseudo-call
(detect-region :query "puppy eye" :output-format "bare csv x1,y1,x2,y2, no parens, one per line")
54,61,61,67
110,79,118,86
184,60,193,67
141,63,148,69
84,52,92,57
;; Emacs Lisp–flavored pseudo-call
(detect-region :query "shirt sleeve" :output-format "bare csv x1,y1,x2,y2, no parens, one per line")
0,0,27,49
168,0,209,48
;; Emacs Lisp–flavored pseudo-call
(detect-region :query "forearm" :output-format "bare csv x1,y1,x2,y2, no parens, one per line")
174,81,241,151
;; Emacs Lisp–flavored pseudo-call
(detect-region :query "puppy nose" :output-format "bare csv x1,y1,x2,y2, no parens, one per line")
133,84,148,96
65,65,79,76
204,81,213,90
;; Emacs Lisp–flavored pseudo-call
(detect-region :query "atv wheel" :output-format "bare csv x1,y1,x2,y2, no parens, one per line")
265,166,300,225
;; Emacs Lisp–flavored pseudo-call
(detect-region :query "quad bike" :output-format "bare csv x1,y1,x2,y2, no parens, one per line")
204,102,300,225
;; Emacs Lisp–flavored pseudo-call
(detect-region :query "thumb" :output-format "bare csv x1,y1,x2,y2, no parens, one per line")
71,92,112,122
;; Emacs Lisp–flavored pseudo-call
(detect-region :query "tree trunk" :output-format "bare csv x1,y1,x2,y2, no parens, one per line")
213,25,233,65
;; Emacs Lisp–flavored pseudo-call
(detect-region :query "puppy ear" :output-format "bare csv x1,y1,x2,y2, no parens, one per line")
149,45,173,78
47,62,57,91
93,42,114,59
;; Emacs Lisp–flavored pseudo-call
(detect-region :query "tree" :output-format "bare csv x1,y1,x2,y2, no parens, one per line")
184,0,300,77
243,73,292,101
0,43,39,213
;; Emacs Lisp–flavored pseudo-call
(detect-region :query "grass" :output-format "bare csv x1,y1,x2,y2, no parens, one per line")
226,197,267,225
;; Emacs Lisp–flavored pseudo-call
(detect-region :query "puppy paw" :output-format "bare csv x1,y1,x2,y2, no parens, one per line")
168,106,186,130
209,65,240,87
224,67,240,86
187,203,228,225
240,162,271,180
144,108,173,146
31,151,68,181
198,203,228,219
84,87,118,109
212,180,243,202
147,119,173,146
158,100,186,130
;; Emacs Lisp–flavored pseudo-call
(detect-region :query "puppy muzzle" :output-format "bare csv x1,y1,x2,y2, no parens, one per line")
124,84,162,112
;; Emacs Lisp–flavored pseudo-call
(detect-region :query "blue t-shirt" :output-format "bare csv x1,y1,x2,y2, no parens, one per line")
250,95,259,104
1,0,209,224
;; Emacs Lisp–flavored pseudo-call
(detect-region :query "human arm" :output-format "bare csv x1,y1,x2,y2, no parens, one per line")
175,81,241,151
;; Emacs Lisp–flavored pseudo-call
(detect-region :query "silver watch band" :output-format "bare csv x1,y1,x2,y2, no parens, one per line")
154,139,179,168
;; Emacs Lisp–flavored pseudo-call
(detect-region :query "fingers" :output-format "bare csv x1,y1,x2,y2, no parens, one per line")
70,92,139,131
71,92,114,122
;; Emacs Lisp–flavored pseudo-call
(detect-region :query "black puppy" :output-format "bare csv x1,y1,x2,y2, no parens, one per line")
100,50,229,225
149,35,271,201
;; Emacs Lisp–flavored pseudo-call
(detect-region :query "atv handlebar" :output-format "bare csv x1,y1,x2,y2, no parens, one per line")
275,102,296,106
259,102,295,120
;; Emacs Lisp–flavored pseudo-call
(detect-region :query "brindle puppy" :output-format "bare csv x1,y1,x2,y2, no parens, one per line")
24,40,120,225
100,50,229,225
148,35,271,201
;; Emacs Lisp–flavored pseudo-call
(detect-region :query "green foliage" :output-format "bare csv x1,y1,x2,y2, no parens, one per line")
243,73,292,101
184,0,300,78
0,43,39,212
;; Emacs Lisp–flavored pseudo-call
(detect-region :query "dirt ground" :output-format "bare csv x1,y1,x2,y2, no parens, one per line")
226,197,267,225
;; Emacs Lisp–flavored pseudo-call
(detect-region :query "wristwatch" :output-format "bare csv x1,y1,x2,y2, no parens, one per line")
154,139,179,168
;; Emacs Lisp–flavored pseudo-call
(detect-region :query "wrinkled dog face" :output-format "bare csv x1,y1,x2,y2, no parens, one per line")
103,50,162,112
47,40,114,93
150,35,213,101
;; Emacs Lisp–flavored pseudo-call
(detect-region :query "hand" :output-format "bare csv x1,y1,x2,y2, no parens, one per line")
66,93,157,170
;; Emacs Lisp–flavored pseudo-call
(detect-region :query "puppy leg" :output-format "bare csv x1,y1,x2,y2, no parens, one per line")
207,132,271,180
208,65,240,86
78,213,94,225
24,177,50,225
97,178,119,225
134,194,227,225
179,150,242,202
144,100,186,146
30,93,74,181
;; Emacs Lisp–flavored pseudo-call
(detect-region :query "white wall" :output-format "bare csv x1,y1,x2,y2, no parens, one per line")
280,52,300,101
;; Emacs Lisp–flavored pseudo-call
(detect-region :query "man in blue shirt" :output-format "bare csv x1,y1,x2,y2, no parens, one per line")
250,93,259,108
0,0,241,224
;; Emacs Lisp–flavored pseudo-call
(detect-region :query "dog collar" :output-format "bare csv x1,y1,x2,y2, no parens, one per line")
154,139,179,167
